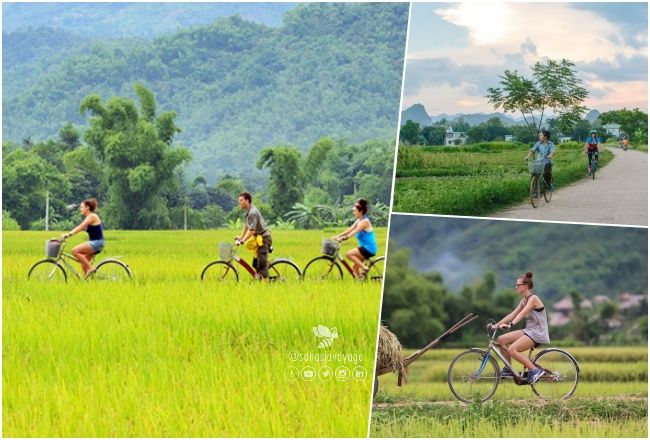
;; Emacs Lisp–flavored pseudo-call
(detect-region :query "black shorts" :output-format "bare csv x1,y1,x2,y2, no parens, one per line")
359,246,375,259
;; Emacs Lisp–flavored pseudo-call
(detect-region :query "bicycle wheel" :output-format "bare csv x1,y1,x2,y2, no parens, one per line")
302,256,343,281
268,259,302,283
28,259,67,282
94,260,132,281
531,348,579,400
543,180,553,203
592,160,597,179
200,261,239,282
530,175,541,208
366,256,385,283
448,348,500,403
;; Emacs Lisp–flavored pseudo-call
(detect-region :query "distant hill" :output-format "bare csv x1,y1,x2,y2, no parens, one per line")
403,105,522,127
2,3,295,37
3,3,408,181
586,109,601,123
388,215,648,300
401,104,431,126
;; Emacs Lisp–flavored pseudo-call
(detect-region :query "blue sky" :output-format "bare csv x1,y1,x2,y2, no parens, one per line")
404,2,648,115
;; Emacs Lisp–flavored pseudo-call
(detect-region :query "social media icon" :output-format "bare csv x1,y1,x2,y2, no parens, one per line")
284,366,299,382
319,366,333,381
301,366,316,381
352,366,368,381
335,366,350,382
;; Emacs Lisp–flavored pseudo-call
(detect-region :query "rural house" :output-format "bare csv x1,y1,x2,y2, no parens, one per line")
444,127,467,146
603,123,621,137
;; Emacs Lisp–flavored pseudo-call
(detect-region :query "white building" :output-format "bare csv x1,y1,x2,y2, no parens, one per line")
505,135,515,142
603,123,621,137
444,127,467,146
558,136,572,143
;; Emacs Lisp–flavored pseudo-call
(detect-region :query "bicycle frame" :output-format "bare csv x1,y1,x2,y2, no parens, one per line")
475,326,536,385
227,251,258,277
334,252,356,277
50,241,96,279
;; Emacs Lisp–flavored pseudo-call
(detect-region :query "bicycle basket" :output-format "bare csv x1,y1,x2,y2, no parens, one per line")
46,239,62,258
218,242,235,260
528,159,545,175
321,239,340,257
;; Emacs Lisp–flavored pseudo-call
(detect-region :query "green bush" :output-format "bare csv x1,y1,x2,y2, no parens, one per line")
2,211,21,231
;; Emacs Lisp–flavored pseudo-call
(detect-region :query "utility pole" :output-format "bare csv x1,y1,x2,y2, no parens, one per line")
45,191,49,232
183,200,187,231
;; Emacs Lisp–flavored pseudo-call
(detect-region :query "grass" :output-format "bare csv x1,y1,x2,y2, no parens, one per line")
3,229,386,437
393,141,614,215
372,398,648,437
371,345,647,437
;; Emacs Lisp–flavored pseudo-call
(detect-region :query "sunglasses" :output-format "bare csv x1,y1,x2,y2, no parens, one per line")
515,283,526,287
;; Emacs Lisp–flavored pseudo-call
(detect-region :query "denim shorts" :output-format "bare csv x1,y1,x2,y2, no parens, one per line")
89,239,105,253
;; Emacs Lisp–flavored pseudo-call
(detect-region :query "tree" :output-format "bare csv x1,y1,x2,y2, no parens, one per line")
421,125,446,146
58,122,81,151
284,202,333,229
202,204,227,229
2,149,70,229
257,145,304,220
80,84,191,229
487,59,588,138
304,137,335,185
399,120,420,145
599,108,648,142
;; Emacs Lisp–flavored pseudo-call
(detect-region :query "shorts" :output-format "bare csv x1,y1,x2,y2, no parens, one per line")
89,239,105,253
359,246,376,259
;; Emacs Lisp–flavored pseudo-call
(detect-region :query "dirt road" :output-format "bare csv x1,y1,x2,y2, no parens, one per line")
496,148,647,226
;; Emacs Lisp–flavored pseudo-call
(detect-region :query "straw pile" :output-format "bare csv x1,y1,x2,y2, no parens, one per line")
376,325,406,377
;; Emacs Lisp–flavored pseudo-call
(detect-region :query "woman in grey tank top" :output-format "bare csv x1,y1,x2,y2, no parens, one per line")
491,272,550,384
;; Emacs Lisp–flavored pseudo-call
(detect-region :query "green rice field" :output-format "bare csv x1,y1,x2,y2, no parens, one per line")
3,229,386,437
371,346,648,437
393,142,614,215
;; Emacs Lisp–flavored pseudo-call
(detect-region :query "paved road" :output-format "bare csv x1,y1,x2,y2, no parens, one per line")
496,148,647,226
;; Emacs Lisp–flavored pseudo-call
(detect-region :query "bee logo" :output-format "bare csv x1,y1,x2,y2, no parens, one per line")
313,325,338,349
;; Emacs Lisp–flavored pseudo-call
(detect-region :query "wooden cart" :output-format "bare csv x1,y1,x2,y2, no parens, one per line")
373,313,478,397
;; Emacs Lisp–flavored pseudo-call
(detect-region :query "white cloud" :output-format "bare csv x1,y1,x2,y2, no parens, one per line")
417,3,644,65
584,80,648,112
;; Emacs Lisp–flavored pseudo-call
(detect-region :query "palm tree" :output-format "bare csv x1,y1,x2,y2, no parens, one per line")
284,203,334,229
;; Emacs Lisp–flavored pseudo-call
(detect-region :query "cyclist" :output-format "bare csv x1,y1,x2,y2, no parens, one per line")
584,130,601,173
491,272,550,384
61,198,104,279
622,136,630,151
524,129,555,192
335,198,377,278
235,191,272,282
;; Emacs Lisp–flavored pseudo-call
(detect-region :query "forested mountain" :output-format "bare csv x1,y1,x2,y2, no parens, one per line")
3,3,408,181
388,215,648,300
2,3,294,37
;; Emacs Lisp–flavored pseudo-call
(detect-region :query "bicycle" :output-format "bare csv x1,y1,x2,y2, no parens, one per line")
28,238,132,282
447,319,580,403
528,158,552,208
302,238,385,282
200,242,302,282
588,151,599,180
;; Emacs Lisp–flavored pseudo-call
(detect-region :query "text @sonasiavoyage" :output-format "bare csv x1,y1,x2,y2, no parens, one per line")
284,351,368,382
